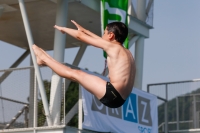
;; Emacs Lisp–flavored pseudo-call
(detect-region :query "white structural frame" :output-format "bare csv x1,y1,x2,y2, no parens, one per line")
49,0,68,126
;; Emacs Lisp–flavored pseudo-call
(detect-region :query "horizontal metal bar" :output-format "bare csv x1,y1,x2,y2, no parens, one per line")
157,96,167,102
159,120,193,129
169,129,200,133
0,96,28,105
169,120,193,124
147,78,200,86
0,66,34,73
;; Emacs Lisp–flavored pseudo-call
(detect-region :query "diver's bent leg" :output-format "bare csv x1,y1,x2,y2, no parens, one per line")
33,45,106,99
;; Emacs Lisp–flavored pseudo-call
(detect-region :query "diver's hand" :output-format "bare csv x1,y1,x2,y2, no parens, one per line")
54,25,65,34
71,20,85,32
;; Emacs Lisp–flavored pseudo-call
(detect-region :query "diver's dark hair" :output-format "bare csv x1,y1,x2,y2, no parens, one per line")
106,22,128,44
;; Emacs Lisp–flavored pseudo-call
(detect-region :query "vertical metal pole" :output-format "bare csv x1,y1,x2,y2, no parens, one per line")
28,58,34,127
147,85,149,93
100,0,104,36
49,0,68,125
162,124,164,132
18,0,52,126
134,37,144,89
165,84,168,133
33,72,38,128
176,97,179,130
78,84,83,130
193,95,197,128
24,106,28,127
197,110,200,128
134,0,146,89
63,80,66,125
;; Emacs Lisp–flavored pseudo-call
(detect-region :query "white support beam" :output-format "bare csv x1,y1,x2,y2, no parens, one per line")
133,0,147,90
134,37,145,89
78,84,83,130
49,0,68,126
28,57,34,127
128,15,152,38
18,0,52,126
129,35,139,49
33,72,38,129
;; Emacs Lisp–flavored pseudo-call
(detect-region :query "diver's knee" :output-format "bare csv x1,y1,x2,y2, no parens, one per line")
70,69,84,81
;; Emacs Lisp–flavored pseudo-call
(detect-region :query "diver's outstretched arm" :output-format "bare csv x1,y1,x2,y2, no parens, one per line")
71,20,101,39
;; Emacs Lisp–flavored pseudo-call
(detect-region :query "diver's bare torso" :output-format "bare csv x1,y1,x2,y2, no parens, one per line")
107,44,135,100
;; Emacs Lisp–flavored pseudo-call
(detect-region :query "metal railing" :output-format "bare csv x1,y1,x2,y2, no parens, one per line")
147,79,200,133
0,66,66,130
0,96,29,129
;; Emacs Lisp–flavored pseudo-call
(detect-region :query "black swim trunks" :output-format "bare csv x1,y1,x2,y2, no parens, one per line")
100,82,126,108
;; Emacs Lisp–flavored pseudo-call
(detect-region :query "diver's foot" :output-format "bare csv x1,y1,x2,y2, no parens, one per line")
32,45,48,66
